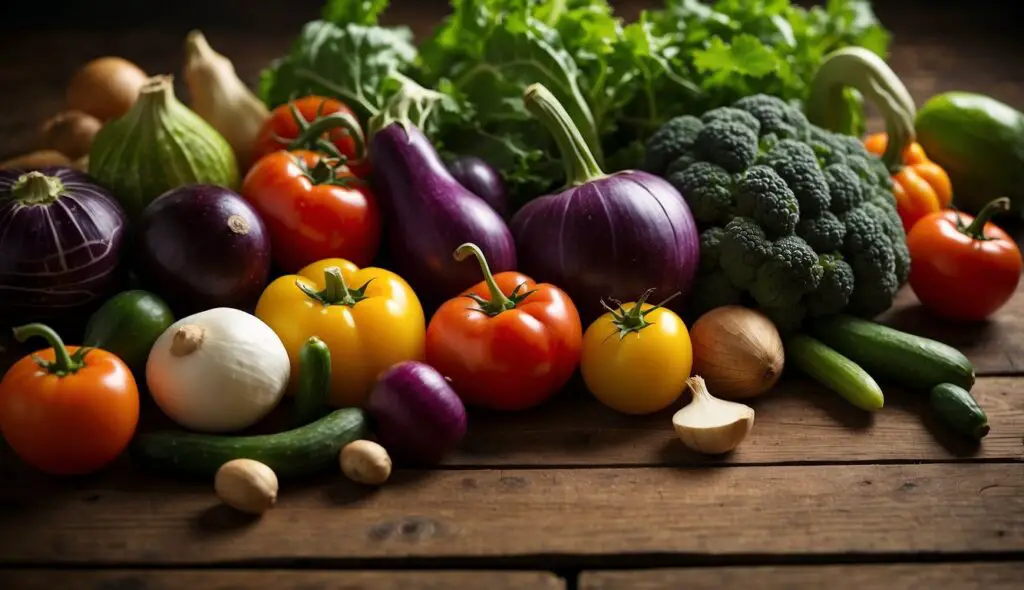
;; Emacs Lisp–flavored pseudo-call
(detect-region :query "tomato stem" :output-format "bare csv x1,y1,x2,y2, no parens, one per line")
12,323,90,376
454,243,525,316
298,267,373,307
284,101,367,166
601,289,681,339
961,197,1010,240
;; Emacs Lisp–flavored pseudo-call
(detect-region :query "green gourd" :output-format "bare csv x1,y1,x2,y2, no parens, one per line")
88,75,240,221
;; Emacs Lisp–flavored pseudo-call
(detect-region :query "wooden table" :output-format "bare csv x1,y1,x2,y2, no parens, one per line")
1,2,1023,588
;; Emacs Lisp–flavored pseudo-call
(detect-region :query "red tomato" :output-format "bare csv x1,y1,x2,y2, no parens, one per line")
0,324,139,475
425,244,582,411
253,96,371,178
907,197,1023,322
242,150,382,273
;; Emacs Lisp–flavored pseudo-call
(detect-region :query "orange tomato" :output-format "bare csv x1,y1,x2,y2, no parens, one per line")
864,132,953,233
0,324,139,475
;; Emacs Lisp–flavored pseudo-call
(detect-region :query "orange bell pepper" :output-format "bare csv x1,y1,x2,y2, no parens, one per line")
864,132,953,233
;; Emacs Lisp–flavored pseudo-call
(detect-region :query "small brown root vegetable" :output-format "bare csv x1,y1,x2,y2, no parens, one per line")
40,110,103,160
690,305,784,400
340,439,392,485
214,458,278,515
67,56,149,121
0,150,73,170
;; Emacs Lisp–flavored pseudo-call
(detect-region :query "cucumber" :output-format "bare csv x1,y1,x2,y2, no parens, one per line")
808,315,975,392
294,337,332,426
931,383,990,440
786,334,885,411
131,408,369,479
915,91,1024,215
83,290,174,374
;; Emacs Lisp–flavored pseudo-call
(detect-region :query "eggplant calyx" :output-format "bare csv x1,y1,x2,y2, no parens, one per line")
523,83,605,188
11,171,65,205
298,267,373,307
602,289,681,340
281,100,367,167
958,197,1011,241
367,74,448,139
12,323,91,376
454,243,526,316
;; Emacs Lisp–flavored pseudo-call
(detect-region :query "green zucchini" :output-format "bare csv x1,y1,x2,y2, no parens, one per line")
915,91,1024,215
294,337,332,426
131,408,369,479
808,315,975,392
786,334,884,411
83,290,174,374
930,383,990,440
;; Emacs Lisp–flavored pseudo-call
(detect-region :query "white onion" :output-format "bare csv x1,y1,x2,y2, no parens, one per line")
146,307,290,433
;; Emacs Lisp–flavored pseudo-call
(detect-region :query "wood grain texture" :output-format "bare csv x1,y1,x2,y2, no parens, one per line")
0,464,1020,566
0,569,564,590
579,563,1024,590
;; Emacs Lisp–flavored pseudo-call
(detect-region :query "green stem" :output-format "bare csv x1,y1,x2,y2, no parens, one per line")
962,197,1010,239
805,47,917,172
603,289,680,339
12,323,88,376
523,83,606,187
11,172,65,205
297,267,372,307
453,243,516,316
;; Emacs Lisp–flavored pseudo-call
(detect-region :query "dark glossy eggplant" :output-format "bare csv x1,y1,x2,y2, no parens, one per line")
446,155,508,218
136,184,271,316
0,167,127,323
510,84,701,323
369,122,516,306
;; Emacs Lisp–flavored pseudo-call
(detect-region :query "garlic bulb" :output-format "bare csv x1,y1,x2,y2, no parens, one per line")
672,375,755,455
184,30,270,170
215,459,278,515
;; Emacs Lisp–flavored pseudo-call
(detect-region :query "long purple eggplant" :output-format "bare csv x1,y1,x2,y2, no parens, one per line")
369,123,516,306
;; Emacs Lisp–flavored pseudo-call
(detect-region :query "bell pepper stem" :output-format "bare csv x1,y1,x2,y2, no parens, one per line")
12,323,87,375
963,197,1010,239
297,267,371,307
453,243,515,315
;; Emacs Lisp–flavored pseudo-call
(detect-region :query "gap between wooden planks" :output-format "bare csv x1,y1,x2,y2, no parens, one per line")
1,463,1021,566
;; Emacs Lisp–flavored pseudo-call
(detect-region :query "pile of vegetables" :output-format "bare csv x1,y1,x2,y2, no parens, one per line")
1,0,1018,511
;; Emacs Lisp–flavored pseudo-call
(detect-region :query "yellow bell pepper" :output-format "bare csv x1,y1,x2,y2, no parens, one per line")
254,258,426,407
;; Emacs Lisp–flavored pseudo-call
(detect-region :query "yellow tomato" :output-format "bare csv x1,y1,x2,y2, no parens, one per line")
580,298,692,415
254,258,426,407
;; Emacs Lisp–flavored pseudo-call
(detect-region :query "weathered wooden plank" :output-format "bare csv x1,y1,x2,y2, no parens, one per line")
0,464,1020,566
579,563,1024,590
0,569,564,590
451,375,1024,466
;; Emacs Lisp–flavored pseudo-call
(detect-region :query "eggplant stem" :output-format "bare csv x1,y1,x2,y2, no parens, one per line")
11,172,65,205
12,323,88,376
523,83,605,187
453,243,517,316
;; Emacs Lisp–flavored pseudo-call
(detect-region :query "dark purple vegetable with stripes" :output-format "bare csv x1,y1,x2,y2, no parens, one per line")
510,83,701,323
368,86,516,308
446,155,508,218
0,167,127,323
135,184,270,316
365,360,467,466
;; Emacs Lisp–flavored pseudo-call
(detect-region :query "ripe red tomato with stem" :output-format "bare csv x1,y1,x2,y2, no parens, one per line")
253,96,371,178
425,243,583,411
907,197,1023,322
242,149,381,273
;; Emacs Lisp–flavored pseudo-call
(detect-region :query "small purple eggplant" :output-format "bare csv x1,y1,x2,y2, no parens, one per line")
446,155,508,218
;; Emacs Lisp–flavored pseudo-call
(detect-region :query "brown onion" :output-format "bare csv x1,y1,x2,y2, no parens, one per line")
67,56,148,121
40,110,102,159
690,305,785,399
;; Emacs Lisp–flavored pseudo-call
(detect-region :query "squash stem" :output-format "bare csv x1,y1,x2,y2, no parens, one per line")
11,172,64,205
12,323,89,376
962,197,1010,240
523,83,605,187
453,243,518,316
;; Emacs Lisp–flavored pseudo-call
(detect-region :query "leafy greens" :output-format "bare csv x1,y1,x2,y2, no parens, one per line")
259,0,892,206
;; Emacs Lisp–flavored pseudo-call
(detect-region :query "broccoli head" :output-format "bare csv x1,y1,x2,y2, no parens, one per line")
646,93,909,333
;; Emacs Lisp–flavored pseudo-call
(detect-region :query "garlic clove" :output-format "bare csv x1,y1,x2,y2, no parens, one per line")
214,458,279,515
340,439,392,486
672,375,755,455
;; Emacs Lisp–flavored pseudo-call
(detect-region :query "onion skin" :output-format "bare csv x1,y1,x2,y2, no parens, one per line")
446,155,508,218
369,123,516,308
67,57,148,122
365,361,467,466
0,167,127,323
690,305,785,400
136,184,270,316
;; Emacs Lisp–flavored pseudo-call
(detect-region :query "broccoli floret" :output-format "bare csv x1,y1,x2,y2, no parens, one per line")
733,95,810,141
806,254,855,317
845,153,878,185
797,211,846,252
720,216,771,289
825,164,865,214
761,304,807,335
643,115,703,175
761,139,831,217
668,162,734,225
701,107,761,134
687,270,744,319
699,226,726,272
665,154,697,176
695,119,759,173
735,166,799,237
749,236,824,308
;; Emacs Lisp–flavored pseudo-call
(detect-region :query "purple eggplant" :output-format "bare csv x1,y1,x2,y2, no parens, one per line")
446,155,508,218
369,122,516,306
0,167,127,323
510,84,701,323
